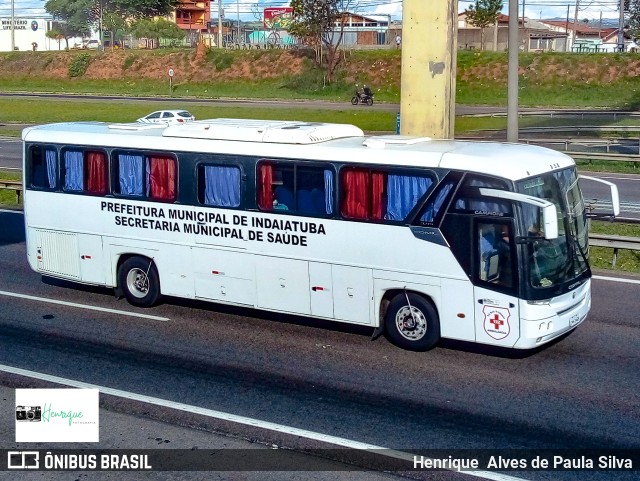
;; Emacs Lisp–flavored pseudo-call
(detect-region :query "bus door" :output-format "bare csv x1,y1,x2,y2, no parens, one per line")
473,219,520,347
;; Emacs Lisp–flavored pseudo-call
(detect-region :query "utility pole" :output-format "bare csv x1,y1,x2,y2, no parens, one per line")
10,0,15,51
618,0,625,51
565,5,570,51
573,0,580,49
400,0,457,138
218,0,223,48
237,0,240,43
507,0,519,142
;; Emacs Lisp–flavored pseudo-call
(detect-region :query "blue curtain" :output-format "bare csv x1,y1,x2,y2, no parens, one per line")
64,150,84,191
324,170,333,214
118,154,144,196
45,149,57,189
204,166,241,207
421,182,454,223
386,175,433,221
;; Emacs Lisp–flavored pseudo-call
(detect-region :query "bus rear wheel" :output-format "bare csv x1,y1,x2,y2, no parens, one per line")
118,257,161,307
384,293,440,351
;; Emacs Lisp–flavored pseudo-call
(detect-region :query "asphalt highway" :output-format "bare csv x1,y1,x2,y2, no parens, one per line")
0,210,638,480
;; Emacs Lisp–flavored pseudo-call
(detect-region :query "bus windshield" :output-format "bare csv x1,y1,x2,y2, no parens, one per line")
516,167,589,292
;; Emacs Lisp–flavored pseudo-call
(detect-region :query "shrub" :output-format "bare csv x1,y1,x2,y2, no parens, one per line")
122,55,137,70
205,50,234,70
68,52,92,78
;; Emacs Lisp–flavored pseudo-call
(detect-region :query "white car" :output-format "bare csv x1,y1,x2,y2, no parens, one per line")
136,110,196,125
83,40,101,49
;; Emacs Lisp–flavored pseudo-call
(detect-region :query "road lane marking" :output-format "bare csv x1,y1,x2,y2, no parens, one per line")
593,275,640,285
0,363,529,481
0,208,22,214
0,289,169,321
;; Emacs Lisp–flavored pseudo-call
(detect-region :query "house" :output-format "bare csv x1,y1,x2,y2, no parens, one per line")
173,0,210,33
458,12,512,51
458,13,565,52
332,12,391,47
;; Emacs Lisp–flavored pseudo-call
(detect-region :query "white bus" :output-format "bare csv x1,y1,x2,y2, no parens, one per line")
22,119,619,352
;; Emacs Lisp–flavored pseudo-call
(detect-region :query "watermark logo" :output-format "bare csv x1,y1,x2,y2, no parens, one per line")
7,451,39,469
15,389,99,442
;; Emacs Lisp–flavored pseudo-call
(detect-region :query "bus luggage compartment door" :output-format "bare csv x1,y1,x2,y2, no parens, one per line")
256,256,311,315
332,265,372,325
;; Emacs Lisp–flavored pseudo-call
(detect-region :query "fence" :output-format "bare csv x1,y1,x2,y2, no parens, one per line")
0,180,22,203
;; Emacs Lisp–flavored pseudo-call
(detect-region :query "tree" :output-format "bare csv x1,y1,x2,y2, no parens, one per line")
288,0,358,84
128,18,185,47
628,0,640,39
109,0,181,22
46,0,181,45
45,0,94,44
46,27,67,50
465,0,503,50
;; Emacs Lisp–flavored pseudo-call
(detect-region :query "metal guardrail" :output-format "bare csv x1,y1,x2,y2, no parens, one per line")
0,179,22,203
589,233,640,267
465,110,640,120
521,138,640,154
567,151,640,164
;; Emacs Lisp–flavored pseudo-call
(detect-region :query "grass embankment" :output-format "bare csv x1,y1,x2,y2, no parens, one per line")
2,49,640,107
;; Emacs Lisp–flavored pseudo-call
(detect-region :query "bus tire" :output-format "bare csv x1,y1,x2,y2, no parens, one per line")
118,257,161,307
384,293,440,351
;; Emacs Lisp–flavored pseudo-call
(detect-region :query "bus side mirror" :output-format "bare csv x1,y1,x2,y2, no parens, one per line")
578,175,620,218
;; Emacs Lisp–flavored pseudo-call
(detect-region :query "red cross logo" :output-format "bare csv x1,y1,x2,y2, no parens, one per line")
483,306,511,340
490,314,504,330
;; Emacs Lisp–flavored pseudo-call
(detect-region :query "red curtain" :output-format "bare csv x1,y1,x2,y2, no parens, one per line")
149,156,176,201
371,171,384,220
342,169,369,219
258,164,273,209
86,151,107,195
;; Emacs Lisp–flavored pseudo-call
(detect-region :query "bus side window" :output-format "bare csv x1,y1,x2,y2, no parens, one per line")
341,168,433,221
115,153,176,202
199,165,241,208
258,162,334,215
30,146,57,190
62,149,108,195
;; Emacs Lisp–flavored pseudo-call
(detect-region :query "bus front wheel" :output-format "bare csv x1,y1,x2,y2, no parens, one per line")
384,293,440,351
118,257,161,307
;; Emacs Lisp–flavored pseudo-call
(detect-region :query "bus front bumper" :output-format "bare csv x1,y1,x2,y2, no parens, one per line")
514,280,591,349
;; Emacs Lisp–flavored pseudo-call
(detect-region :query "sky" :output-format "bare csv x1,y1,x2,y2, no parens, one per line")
0,0,625,24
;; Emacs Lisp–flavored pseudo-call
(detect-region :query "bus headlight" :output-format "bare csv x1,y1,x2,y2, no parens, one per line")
527,299,551,306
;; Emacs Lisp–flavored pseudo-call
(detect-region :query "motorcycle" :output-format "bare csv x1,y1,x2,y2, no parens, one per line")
351,85,374,106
